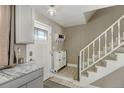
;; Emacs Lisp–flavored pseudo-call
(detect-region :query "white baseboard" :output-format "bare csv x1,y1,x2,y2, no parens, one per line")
67,63,77,68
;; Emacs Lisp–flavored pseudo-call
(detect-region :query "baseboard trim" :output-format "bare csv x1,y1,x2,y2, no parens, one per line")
67,63,77,68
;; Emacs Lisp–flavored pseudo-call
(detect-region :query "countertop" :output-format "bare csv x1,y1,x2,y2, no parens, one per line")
0,62,43,86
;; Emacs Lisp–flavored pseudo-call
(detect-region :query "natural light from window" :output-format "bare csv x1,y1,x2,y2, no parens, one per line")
34,27,48,41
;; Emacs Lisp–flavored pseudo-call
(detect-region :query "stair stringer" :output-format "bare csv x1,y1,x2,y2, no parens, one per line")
80,53,124,87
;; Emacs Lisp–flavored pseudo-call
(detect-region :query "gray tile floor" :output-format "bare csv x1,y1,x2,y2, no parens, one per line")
43,79,70,88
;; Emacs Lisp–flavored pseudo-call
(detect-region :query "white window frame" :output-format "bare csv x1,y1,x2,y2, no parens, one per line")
34,27,48,41
34,20,51,43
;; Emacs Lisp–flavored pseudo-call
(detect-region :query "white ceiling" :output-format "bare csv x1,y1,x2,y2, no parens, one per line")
32,5,114,27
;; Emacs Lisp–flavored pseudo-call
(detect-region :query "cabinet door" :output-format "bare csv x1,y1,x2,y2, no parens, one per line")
27,76,43,88
16,5,34,43
62,51,66,66
53,52,59,71
59,58,63,68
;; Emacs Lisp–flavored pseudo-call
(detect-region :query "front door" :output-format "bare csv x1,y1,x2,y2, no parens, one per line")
27,21,52,81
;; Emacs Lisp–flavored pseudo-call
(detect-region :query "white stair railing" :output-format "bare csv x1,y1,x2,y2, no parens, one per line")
79,15,124,77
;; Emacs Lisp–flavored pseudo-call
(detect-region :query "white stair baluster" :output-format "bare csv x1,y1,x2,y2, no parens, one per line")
80,51,82,70
79,51,82,78
99,37,101,58
105,32,107,54
118,21,121,45
83,50,85,68
82,51,84,70
111,27,114,50
93,42,95,63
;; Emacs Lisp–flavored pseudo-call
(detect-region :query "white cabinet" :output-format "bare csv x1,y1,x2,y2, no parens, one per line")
27,77,43,88
19,76,43,88
53,51,66,71
16,5,34,43
0,68,43,88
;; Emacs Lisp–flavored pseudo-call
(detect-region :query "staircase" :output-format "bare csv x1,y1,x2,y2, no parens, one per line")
79,15,124,87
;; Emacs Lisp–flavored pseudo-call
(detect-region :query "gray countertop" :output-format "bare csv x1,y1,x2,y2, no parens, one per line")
0,62,43,86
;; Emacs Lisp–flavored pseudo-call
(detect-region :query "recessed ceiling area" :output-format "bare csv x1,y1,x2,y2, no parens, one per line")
32,5,114,27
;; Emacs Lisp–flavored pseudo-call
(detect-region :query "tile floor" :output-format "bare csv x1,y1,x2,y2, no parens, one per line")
49,76,80,88
43,79,69,88
56,66,77,79
46,66,80,88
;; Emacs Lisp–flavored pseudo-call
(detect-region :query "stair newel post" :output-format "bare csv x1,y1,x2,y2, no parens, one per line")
118,20,121,45
105,32,107,54
111,27,114,50
78,55,81,81
99,36,101,59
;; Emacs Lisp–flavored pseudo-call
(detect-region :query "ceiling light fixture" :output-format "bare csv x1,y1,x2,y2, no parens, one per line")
47,5,56,16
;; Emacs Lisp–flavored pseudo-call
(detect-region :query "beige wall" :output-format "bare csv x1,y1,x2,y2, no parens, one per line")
34,10,64,51
0,6,10,66
64,5,124,64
